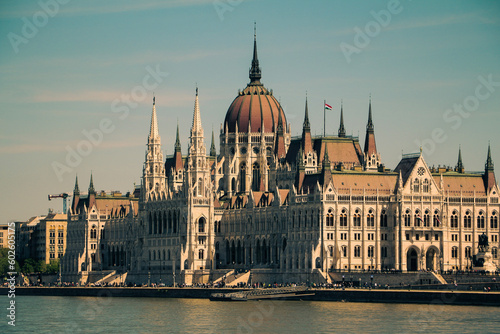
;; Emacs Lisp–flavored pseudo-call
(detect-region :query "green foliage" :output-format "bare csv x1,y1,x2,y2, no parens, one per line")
0,248,21,278
19,258,59,275
46,260,59,274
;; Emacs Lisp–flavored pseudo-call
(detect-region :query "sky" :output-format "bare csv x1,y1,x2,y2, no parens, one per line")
1,0,499,224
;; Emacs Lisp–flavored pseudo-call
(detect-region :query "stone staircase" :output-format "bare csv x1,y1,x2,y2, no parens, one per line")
226,271,251,287
430,272,447,284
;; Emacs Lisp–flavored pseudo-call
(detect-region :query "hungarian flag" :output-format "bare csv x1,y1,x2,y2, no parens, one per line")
325,103,333,111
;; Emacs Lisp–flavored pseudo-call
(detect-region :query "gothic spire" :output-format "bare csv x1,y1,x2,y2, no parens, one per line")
175,121,181,153
338,100,346,138
456,145,464,173
149,95,159,139
367,97,374,133
303,95,310,130
486,142,494,172
73,175,80,195
88,173,95,194
190,87,203,138
249,22,261,84
210,128,217,157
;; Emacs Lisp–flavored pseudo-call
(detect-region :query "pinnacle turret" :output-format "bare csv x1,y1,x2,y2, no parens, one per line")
367,97,374,133
73,175,80,195
175,122,181,153
149,96,159,139
486,142,494,172
456,146,464,173
303,96,310,130
191,87,203,138
210,128,217,157
338,101,346,138
88,173,95,194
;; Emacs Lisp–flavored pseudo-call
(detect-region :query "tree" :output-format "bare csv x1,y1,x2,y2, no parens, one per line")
0,248,21,278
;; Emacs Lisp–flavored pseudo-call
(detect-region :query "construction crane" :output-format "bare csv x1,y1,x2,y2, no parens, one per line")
48,193,71,214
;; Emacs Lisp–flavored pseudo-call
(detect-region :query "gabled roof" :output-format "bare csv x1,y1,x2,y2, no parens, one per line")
433,173,487,197
393,154,420,185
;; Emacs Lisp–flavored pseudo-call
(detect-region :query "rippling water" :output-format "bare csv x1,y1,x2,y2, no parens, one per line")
2,295,499,333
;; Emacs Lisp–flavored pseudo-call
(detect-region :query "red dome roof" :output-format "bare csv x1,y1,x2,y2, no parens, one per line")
224,83,286,133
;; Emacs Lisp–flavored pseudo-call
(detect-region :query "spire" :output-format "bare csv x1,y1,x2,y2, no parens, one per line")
149,95,159,139
456,145,464,173
210,128,217,157
486,142,494,172
301,96,313,154
73,175,80,195
88,173,95,194
175,121,181,153
303,95,310,130
366,96,374,133
274,112,286,158
323,147,331,169
338,100,346,138
249,22,262,84
191,86,203,137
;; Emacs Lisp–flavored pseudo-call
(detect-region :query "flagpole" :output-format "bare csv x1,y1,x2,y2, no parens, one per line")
324,100,326,137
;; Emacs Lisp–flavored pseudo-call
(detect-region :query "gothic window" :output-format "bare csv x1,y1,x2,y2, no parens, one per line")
423,179,430,193
433,210,440,227
353,209,361,227
354,246,361,258
424,210,430,227
367,209,374,227
252,162,261,191
368,246,374,258
90,225,97,239
403,209,411,227
491,212,498,229
198,178,203,196
231,178,236,193
477,212,485,229
380,210,388,227
464,211,472,229
342,246,347,257
340,209,348,227
381,246,388,258
413,178,420,192
451,246,458,258
239,163,246,192
326,209,334,227
492,247,498,259
451,211,458,228
199,249,204,260
329,246,334,257
414,210,421,227
198,217,205,233
465,246,472,258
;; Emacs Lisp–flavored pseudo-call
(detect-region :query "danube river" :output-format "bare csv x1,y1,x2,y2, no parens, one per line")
2,296,499,333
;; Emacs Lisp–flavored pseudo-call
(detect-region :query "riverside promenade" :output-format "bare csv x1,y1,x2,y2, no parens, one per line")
2,286,499,306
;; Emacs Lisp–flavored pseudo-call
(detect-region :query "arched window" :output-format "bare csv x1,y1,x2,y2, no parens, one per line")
197,178,203,196
424,210,430,227
367,245,374,258
239,163,246,192
451,246,458,258
353,209,361,227
342,246,347,257
413,178,420,192
340,209,348,227
354,246,361,258
380,210,388,227
422,179,430,192
404,209,411,227
198,217,205,233
491,212,498,229
367,209,374,227
451,211,458,228
465,246,472,259
252,162,261,191
231,178,236,193
477,212,485,229
199,249,204,260
433,210,440,227
414,210,422,227
492,247,498,259
326,209,334,227
90,225,97,239
464,211,472,229
328,246,334,257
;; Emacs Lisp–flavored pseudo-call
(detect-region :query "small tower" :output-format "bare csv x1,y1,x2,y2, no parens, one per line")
143,96,166,198
484,143,496,193
88,173,96,209
72,175,80,214
338,101,346,138
301,96,317,173
210,129,217,157
455,146,465,173
363,97,381,171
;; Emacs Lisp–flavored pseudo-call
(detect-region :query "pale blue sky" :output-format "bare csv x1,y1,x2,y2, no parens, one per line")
1,0,499,223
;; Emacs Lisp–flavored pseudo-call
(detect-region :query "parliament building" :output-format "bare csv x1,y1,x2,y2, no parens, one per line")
62,35,500,285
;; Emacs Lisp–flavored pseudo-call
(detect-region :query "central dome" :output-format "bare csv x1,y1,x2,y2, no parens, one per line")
223,34,287,134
